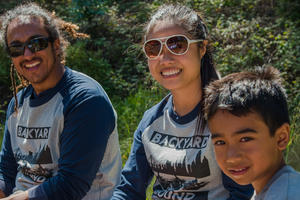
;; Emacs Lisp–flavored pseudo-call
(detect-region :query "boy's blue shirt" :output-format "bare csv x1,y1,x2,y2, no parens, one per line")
251,165,300,200
112,94,253,200
0,67,122,200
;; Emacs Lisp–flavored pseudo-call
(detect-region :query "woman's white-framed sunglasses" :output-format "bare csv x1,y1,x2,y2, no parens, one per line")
143,34,203,60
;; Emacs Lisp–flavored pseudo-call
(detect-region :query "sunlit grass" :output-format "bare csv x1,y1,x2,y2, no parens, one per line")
112,87,167,164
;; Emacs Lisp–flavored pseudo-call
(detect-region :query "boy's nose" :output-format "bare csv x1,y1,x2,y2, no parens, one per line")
225,145,243,164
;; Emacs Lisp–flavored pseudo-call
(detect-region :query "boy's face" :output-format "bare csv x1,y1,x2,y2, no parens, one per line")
208,109,289,193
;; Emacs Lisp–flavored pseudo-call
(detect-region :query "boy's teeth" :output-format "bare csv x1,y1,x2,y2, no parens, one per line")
233,168,246,172
25,61,40,68
162,69,181,76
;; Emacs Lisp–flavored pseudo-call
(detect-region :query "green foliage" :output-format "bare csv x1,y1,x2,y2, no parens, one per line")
67,0,108,39
0,1,17,14
0,123,4,144
70,0,106,22
286,93,300,170
66,39,150,97
65,0,152,97
0,46,10,86
277,0,300,22
112,87,166,163
146,177,156,200
66,40,121,97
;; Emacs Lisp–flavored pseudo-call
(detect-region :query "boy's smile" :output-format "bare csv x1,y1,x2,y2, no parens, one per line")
208,109,287,194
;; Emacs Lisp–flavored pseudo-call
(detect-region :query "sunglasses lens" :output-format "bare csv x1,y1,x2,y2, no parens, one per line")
8,37,50,58
28,38,49,53
166,36,188,54
144,40,161,58
8,45,24,57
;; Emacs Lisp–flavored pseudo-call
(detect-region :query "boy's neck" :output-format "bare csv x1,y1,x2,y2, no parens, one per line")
253,159,286,195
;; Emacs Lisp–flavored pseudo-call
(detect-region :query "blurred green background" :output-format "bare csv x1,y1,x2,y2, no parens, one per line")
0,0,299,197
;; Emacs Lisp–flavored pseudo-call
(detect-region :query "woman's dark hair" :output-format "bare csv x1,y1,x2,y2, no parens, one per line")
144,4,219,135
0,2,89,113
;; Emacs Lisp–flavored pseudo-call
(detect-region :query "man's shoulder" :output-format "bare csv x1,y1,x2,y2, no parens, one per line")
6,86,32,116
62,68,109,100
66,68,103,91
60,68,113,113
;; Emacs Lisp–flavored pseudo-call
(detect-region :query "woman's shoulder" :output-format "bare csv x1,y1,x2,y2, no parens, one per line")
144,93,171,118
137,94,172,130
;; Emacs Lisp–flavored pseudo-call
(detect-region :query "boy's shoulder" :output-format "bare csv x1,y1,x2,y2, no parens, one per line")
253,165,300,200
283,165,300,199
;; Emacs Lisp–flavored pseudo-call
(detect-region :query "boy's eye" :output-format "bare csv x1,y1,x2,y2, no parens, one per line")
240,137,253,142
214,140,225,145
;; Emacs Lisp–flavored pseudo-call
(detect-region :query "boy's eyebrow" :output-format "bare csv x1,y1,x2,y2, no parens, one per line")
211,128,257,139
211,133,222,139
235,128,258,134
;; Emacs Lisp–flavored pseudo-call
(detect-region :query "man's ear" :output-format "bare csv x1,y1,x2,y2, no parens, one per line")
53,39,60,55
275,123,290,150
199,40,208,58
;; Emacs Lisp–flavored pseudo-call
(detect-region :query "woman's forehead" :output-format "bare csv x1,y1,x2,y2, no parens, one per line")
146,22,189,40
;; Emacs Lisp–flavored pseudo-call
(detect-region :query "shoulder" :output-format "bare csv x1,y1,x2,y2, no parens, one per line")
137,94,171,132
285,166,300,198
6,86,32,119
274,165,300,185
63,68,108,97
60,68,113,111
264,165,300,200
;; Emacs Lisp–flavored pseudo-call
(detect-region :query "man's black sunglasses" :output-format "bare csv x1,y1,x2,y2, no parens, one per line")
8,36,53,58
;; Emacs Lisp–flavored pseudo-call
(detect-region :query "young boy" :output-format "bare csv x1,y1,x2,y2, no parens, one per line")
204,66,300,200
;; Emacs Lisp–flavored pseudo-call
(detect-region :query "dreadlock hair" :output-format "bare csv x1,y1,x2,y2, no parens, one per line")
144,4,219,135
0,2,89,113
204,66,290,136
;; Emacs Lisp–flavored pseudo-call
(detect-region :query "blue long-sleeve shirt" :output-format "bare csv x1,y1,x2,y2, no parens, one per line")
112,94,253,200
251,165,300,200
0,67,122,200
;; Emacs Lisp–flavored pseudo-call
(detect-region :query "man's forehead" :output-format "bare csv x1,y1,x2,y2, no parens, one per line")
7,16,47,43
9,16,44,29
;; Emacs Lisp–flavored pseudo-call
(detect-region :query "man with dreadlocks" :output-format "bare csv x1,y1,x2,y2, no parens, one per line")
0,3,122,200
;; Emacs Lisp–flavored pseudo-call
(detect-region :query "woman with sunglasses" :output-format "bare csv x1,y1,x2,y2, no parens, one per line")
112,4,253,200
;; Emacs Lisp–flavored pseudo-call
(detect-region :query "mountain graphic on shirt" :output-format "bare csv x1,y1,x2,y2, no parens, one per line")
15,145,53,164
149,152,210,178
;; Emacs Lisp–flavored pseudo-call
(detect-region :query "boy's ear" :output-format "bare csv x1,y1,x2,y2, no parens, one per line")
275,123,290,150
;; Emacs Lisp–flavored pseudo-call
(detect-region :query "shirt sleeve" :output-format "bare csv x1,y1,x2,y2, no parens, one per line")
112,116,154,200
0,99,18,196
28,94,116,200
222,172,254,200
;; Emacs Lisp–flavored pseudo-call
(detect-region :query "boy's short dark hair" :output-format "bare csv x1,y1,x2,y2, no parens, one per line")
204,66,290,136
